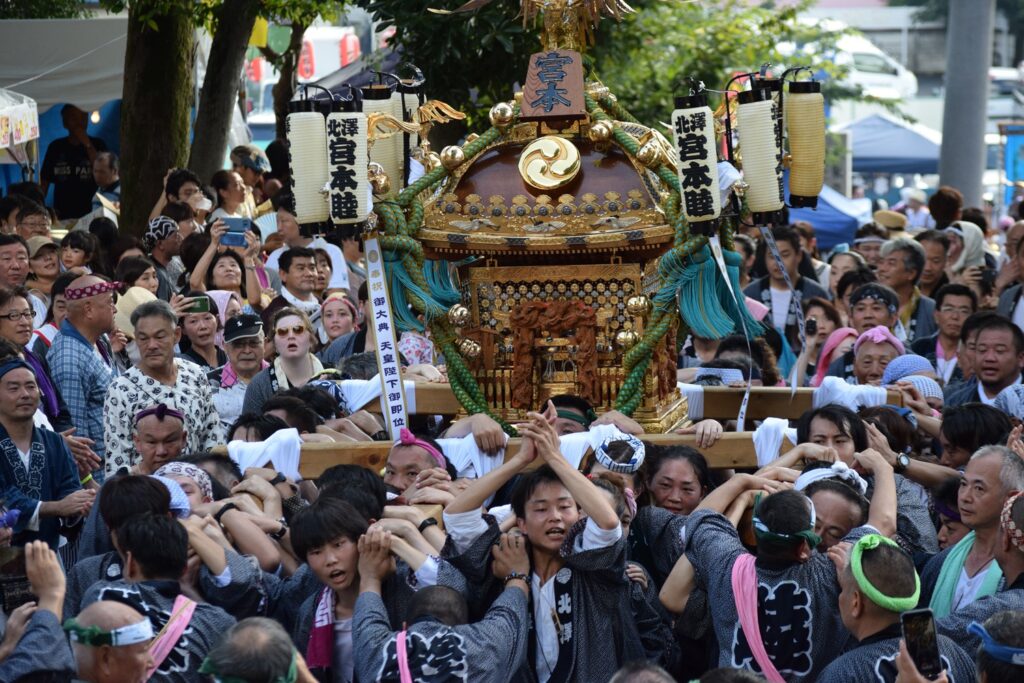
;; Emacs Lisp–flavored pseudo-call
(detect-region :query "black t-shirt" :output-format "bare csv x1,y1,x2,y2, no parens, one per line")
40,135,107,219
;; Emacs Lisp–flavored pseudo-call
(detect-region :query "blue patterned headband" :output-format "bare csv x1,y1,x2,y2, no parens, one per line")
968,621,1024,665
593,434,645,474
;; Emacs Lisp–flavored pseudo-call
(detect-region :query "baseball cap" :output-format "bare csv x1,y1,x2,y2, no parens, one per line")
223,314,264,343
26,236,57,259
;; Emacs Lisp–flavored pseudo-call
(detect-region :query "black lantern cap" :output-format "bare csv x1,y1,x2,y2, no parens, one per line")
674,92,708,109
737,88,772,105
788,80,821,94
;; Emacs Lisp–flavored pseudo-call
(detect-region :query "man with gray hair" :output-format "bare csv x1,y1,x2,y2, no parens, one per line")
200,617,316,683
938,487,1024,652
102,299,220,478
877,237,936,343
920,445,1024,616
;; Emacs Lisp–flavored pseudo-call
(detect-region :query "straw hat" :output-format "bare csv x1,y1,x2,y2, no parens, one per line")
115,286,156,339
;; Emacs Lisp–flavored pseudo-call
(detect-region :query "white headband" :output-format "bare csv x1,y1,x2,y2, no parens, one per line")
67,618,154,647
794,461,868,496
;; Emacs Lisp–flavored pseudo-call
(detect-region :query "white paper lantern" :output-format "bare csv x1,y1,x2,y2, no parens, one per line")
286,111,329,224
736,88,784,219
671,93,721,223
786,80,826,208
398,81,423,182
326,112,369,225
361,85,404,193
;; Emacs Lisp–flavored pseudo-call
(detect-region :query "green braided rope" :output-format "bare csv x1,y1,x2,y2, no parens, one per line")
597,94,641,125
584,94,697,414
378,119,517,432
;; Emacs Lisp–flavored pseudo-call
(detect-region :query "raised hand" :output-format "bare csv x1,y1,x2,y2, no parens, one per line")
515,412,561,463
491,531,530,580
357,527,394,587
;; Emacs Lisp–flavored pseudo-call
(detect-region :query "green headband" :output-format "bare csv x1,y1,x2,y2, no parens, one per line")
63,617,154,647
849,534,920,612
556,408,595,427
198,652,297,683
751,494,822,549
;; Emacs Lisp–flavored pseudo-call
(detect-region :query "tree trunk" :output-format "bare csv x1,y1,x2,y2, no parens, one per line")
119,7,195,237
187,0,260,182
270,22,308,140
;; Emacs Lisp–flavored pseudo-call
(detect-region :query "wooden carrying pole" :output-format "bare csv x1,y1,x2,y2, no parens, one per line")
357,384,903,421
236,432,789,480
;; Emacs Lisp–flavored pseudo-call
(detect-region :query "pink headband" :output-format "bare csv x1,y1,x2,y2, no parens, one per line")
853,325,905,356
323,293,361,330
65,280,122,301
397,428,446,469
812,327,858,388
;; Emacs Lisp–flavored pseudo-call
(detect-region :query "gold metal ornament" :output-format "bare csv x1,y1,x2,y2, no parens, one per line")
615,329,639,349
447,304,472,327
440,145,467,170
424,151,442,172
589,120,613,143
367,162,391,195
636,140,662,167
458,338,482,359
625,295,651,317
489,102,515,129
466,133,480,144
517,136,582,191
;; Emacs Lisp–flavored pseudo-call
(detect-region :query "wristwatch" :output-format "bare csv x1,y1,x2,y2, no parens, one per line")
503,571,529,586
269,518,289,540
894,453,911,473
418,517,439,533
214,502,238,525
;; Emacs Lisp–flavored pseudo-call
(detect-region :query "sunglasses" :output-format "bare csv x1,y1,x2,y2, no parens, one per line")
275,325,307,337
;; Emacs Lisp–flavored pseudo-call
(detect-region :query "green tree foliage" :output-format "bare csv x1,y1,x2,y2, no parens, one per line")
363,0,891,130
362,0,535,120
591,0,858,125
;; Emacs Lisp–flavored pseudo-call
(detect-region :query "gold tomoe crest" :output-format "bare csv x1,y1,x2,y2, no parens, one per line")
518,136,581,190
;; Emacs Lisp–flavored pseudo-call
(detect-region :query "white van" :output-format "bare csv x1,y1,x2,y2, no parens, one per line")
777,21,918,101
833,34,918,100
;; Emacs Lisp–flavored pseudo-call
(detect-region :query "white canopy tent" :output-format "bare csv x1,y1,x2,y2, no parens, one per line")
0,15,250,177
0,16,128,113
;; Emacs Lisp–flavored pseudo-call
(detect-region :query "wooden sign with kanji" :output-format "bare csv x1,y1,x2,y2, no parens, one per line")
520,49,586,121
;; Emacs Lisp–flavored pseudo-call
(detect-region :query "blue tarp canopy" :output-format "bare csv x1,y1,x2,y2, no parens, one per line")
787,182,873,251
835,112,942,174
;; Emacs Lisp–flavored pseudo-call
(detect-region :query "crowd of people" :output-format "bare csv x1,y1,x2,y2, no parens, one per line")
0,138,1022,683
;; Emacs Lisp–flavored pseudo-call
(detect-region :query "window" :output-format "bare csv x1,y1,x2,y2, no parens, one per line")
852,52,898,76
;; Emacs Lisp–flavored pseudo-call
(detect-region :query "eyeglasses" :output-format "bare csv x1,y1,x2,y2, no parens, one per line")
18,221,50,231
275,325,307,337
939,306,972,316
0,310,33,322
